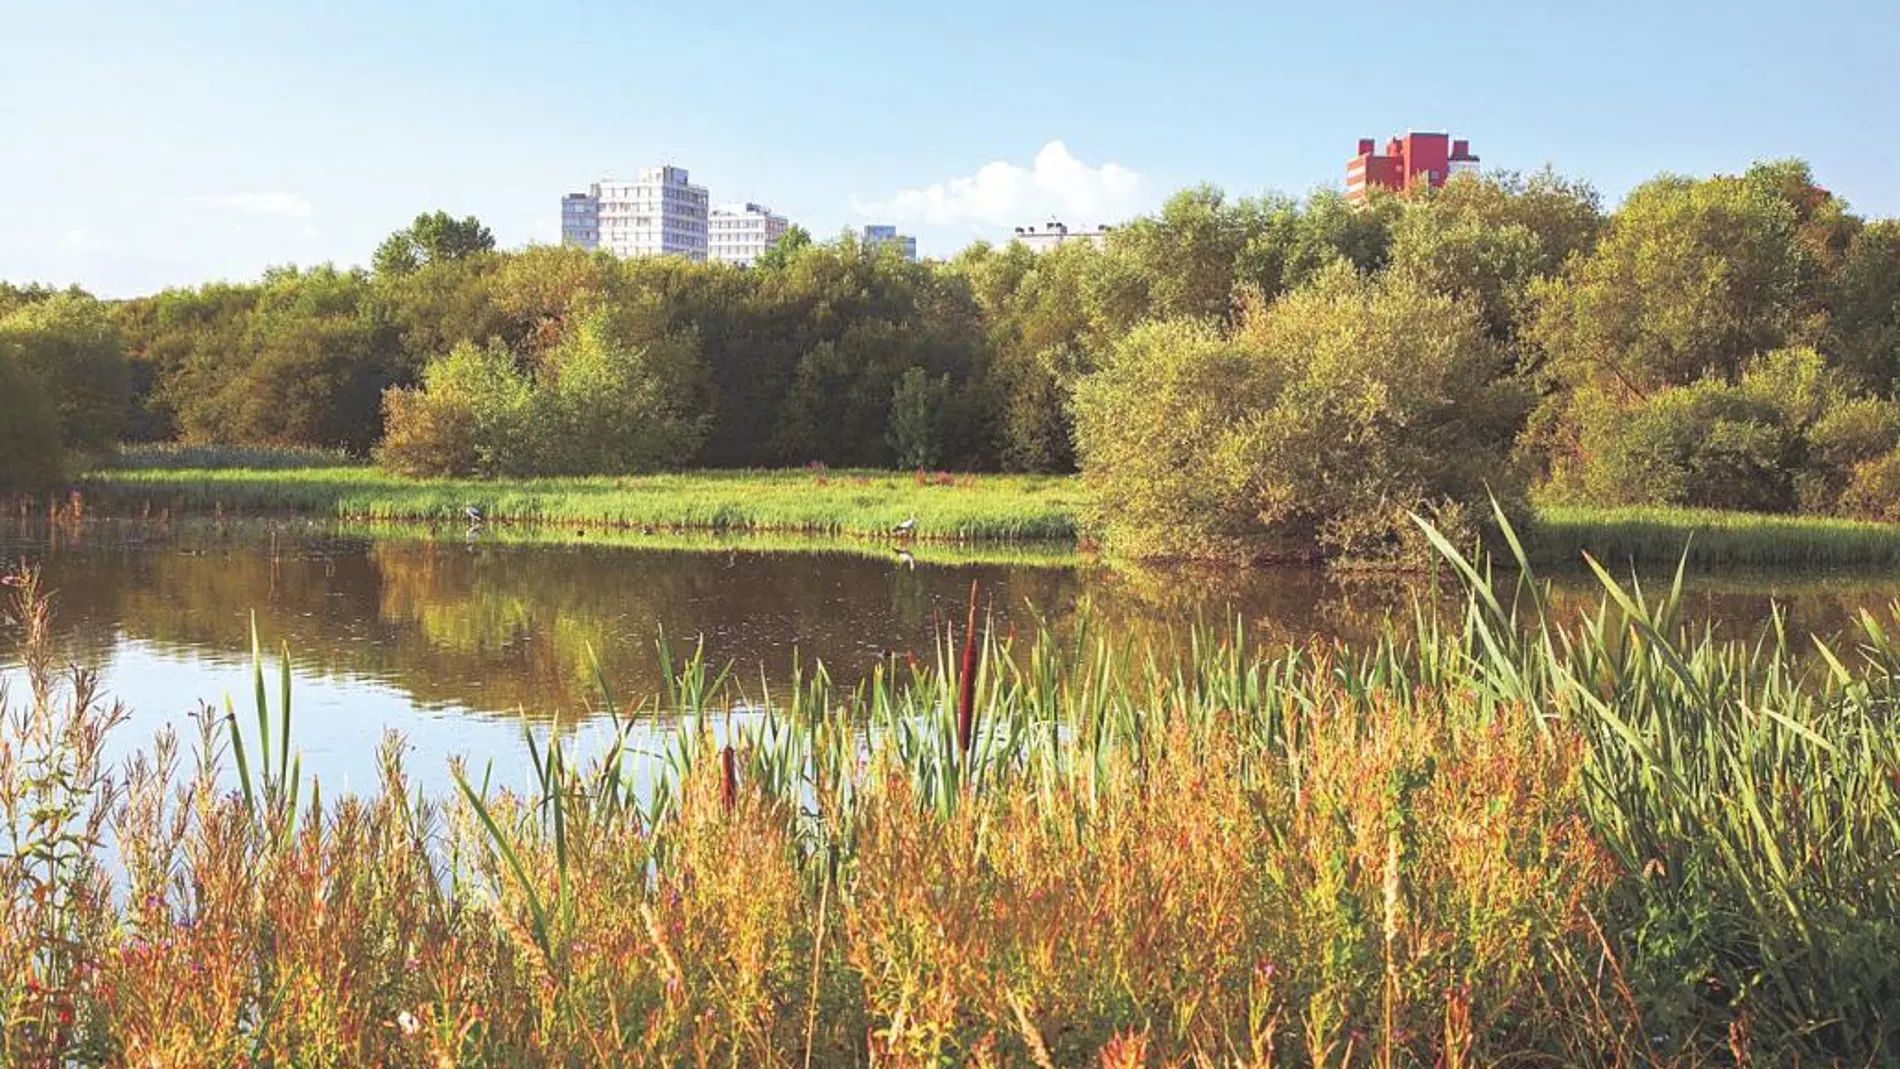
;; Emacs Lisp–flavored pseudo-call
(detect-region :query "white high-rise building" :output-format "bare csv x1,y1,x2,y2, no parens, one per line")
1011,219,1113,254
708,202,790,267
562,165,709,261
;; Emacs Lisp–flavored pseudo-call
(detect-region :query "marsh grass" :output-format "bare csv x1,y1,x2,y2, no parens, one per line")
80,467,1085,542
1,508,1897,1065
82,462,1900,569
1532,503,1900,570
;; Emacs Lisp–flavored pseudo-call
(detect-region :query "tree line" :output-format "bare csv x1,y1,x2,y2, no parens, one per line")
4,166,1899,560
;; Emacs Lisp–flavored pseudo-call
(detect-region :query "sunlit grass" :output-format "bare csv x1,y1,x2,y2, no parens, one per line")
82,464,1900,569
1530,503,1900,569
81,466,1087,542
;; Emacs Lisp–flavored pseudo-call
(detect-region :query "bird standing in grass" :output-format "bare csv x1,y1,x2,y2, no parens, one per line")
464,505,484,526
892,514,916,538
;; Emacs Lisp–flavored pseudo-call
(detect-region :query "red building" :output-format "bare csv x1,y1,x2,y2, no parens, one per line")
1345,132,1480,205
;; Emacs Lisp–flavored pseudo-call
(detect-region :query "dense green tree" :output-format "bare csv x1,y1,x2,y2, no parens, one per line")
171,266,401,453
887,366,952,470
373,211,496,277
114,281,259,441
954,240,1099,472
1389,171,1602,342
0,351,65,489
0,282,87,319
1828,220,1900,393
0,293,130,457
1581,379,1795,511
1529,174,1805,399
754,224,813,271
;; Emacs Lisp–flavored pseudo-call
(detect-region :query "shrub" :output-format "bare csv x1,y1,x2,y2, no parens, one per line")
378,340,531,477
1585,380,1794,511
1071,319,1276,559
377,314,709,478
1800,397,1900,511
1837,447,1900,521
533,316,709,475
1074,263,1529,563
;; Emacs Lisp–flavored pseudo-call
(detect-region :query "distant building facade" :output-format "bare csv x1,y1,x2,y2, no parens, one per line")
709,202,790,267
860,224,917,262
562,165,709,260
1011,219,1113,254
1345,133,1479,205
561,192,600,250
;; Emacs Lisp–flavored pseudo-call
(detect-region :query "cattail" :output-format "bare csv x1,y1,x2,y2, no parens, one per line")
956,579,980,758
719,743,736,814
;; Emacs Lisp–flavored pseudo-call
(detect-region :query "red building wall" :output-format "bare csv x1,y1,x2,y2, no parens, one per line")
1347,132,1480,204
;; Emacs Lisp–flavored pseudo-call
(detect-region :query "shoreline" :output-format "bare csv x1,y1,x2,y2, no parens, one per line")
64,467,1900,571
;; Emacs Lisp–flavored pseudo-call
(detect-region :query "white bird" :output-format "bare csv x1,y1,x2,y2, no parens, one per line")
464,505,484,525
892,515,916,537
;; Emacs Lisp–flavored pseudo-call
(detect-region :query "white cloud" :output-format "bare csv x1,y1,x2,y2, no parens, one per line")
62,228,98,251
297,224,320,239
854,141,1142,231
204,192,315,219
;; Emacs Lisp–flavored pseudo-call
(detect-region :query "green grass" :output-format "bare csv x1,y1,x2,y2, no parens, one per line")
105,442,365,471
325,517,1082,567
79,467,1087,542
78,464,1900,566
1530,504,1900,570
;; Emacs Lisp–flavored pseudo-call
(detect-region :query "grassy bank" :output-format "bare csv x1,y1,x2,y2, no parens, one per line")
1530,503,1900,569
80,466,1085,542
5,526,1900,1065
75,462,1900,567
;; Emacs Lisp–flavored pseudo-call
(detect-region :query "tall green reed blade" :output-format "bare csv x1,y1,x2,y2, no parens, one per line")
227,693,255,814
252,613,270,794
454,768,556,972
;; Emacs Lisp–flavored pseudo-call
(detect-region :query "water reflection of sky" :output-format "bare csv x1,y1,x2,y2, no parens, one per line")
6,518,1900,796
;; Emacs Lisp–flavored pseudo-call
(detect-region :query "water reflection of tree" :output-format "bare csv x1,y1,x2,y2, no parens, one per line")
9,521,1900,723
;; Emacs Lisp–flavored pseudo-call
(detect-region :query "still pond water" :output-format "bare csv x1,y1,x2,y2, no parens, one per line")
3,517,1898,796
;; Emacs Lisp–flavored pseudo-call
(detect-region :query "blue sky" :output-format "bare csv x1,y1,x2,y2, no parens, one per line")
3,0,1895,297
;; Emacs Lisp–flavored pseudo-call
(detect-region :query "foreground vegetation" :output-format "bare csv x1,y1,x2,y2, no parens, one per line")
9,156,1900,563
3,517,1898,1065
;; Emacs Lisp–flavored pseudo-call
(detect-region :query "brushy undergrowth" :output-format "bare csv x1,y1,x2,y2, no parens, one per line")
2,511,1898,1066
78,467,1084,542
106,443,364,471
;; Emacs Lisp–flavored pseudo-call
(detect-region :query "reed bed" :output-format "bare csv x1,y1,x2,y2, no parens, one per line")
1531,503,1900,570
79,467,1085,543
2,514,1898,1066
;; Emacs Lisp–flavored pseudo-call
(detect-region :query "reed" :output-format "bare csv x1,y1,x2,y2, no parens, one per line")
1,508,1897,1065
1530,503,1900,570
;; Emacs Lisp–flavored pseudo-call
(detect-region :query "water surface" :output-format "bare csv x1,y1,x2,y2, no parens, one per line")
4,517,1896,795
